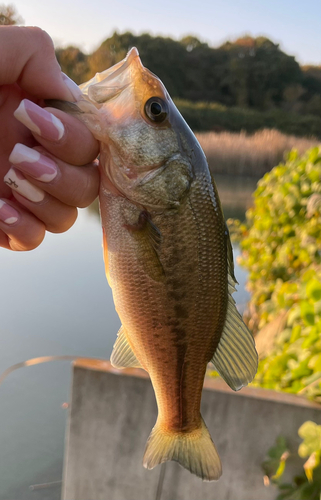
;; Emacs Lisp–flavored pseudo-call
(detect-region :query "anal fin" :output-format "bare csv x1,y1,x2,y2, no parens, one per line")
110,326,142,369
211,294,258,391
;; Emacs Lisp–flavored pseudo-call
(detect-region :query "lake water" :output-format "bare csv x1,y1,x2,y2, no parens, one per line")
0,176,255,500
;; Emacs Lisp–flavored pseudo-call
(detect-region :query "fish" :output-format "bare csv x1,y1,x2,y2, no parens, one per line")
56,47,258,481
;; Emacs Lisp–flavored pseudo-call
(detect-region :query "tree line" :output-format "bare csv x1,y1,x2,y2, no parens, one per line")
56,31,321,120
1,4,319,136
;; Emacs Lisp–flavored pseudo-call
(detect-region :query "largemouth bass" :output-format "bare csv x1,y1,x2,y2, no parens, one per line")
58,48,258,481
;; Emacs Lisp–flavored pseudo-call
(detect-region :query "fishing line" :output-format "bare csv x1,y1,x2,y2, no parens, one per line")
0,355,109,387
155,463,166,500
0,358,318,399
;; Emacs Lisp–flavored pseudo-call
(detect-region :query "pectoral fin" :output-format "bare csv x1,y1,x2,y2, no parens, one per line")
110,326,142,369
125,211,165,283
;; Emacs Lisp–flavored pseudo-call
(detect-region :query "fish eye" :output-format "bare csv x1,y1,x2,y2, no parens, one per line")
144,97,168,123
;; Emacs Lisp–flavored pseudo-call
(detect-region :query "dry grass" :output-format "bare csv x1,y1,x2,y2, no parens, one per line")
196,129,320,177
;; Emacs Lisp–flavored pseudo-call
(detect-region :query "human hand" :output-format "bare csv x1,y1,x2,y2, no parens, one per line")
0,26,100,251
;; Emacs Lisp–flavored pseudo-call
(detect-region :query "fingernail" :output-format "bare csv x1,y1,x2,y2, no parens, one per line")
0,199,19,225
4,167,45,203
62,73,83,100
14,99,64,141
9,144,57,183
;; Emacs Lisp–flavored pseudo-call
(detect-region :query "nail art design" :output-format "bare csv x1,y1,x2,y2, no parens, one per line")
14,100,64,141
4,168,45,203
0,200,19,225
9,144,57,183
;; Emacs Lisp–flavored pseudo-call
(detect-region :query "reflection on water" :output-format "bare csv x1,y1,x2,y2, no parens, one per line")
0,176,255,499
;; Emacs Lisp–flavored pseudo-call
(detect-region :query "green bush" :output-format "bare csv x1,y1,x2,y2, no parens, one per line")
175,100,321,138
236,147,321,400
262,421,321,500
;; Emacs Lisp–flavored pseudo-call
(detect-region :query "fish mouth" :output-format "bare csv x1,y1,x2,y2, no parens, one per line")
79,47,143,104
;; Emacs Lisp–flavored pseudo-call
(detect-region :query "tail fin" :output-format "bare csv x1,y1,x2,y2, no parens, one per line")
143,417,222,481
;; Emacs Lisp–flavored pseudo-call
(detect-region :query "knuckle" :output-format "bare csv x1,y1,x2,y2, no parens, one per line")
77,168,100,208
27,27,54,50
77,187,96,209
47,207,78,234
67,170,98,208
9,230,45,251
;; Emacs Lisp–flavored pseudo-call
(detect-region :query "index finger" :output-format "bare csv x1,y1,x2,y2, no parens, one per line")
0,26,73,101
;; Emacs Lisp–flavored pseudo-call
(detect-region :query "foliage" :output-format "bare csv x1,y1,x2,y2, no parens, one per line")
262,436,289,481
236,147,321,400
56,31,321,128
0,4,23,25
175,100,321,138
262,422,321,500
55,46,89,85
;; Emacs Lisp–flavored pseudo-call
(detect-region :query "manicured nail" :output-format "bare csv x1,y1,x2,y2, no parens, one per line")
9,144,57,183
4,167,45,203
62,73,83,100
14,99,64,141
0,199,19,225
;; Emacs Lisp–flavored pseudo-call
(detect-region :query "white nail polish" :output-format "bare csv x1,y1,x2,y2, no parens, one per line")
0,200,19,224
9,144,41,164
4,167,45,203
62,73,83,100
13,101,41,136
51,114,64,140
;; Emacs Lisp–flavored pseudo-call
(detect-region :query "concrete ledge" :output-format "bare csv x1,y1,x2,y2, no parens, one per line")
62,361,321,500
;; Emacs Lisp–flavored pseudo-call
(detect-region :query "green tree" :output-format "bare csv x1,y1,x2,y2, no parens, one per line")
0,4,23,25
56,46,89,85
56,31,321,119
220,36,302,109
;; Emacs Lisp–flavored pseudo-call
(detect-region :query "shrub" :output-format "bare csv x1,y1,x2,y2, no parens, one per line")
262,421,321,500
235,147,321,400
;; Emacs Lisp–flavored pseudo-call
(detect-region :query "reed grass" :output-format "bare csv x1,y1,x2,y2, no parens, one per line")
197,129,319,177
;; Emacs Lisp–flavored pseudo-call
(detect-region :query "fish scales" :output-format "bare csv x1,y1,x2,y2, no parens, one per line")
58,47,258,481
101,170,227,432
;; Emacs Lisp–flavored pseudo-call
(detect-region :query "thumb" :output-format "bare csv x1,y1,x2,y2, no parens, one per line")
0,26,74,101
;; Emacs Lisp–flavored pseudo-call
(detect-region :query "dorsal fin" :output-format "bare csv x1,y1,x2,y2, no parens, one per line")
209,171,237,294
225,225,238,294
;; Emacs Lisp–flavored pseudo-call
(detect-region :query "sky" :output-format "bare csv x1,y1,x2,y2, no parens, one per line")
14,0,321,65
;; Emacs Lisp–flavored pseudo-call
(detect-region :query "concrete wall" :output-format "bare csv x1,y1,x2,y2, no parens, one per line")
62,360,321,500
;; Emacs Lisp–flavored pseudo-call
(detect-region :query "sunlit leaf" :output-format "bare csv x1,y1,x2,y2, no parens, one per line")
306,279,321,302
300,301,315,326
298,421,321,457
303,452,320,482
